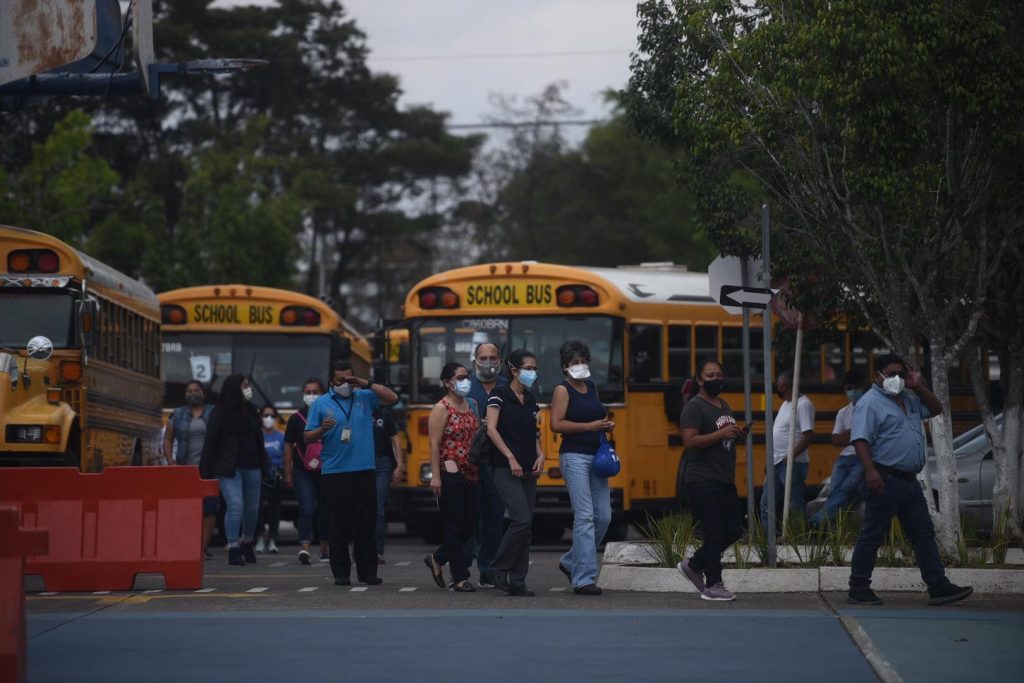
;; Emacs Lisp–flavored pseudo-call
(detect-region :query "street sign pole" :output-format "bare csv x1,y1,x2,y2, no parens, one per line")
782,314,804,536
761,205,777,567
741,265,755,542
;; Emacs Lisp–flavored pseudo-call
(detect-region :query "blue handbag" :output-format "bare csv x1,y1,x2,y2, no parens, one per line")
593,432,620,478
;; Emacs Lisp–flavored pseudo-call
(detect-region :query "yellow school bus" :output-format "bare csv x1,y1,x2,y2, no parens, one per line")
385,261,980,541
0,225,163,469
158,285,371,413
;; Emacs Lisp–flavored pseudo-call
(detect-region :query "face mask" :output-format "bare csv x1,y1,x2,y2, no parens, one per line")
846,389,864,404
242,386,254,402
879,373,905,396
262,416,276,429
702,379,724,396
453,379,472,397
185,393,203,406
475,360,499,382
334,382,353,398
303,393,318,407
517,369,537,389
567,364,591,380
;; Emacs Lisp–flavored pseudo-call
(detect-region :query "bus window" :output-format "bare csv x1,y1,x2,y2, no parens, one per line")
824,337,845,384
695,325,718,364
721,325,765,380
668,324,691,381
629,324,663,383
0,290,75,348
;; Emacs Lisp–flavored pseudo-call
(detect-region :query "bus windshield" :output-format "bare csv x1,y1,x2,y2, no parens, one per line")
411,316,624,404
162,332,331,409
0,290,75,348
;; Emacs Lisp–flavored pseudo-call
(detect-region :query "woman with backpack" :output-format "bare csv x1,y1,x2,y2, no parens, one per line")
284,377,330,565
423,362,480,592
550,340,615,596
200,374,268,566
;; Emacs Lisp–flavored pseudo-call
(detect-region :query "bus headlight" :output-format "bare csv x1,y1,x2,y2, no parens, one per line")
420,464,433,485
5,425,61,444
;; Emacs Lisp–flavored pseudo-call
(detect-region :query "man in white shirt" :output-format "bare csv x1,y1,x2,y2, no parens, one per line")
810,370,868,527
760,370,815,527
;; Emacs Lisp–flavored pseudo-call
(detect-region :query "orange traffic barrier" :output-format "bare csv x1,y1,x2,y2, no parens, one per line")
0,506,49,683
0,467,218,592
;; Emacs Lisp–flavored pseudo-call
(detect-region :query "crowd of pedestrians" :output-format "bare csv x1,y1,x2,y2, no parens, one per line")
164,341,969,606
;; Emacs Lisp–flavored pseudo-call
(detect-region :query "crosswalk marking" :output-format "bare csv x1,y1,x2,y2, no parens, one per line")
394,561,411,567
399,587,417,592
271,562,287,567
92,591,110,595
549,587,566,592
39,592,57,596
195,588,217,593
299,587,318,592
349,587,368,592
246,587,269,593
143,589,163,594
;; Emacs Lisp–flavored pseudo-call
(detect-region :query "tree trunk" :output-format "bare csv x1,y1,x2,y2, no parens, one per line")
926,346,961,559
978,347,1024,541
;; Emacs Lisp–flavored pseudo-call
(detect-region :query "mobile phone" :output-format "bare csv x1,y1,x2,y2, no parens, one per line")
742,420,757,433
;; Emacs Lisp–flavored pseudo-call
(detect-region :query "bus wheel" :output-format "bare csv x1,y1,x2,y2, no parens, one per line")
532,520,565,544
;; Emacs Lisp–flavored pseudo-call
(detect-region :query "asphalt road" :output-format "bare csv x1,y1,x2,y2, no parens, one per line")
24,527,1024,682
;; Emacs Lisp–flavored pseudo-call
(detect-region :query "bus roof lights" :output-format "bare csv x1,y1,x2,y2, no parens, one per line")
280,307,321,326
556,285,599,308
419,290,438,309
578,287,598,306
7,249,59,273
161,305,187,324
557,288,576,306
440,290,459,309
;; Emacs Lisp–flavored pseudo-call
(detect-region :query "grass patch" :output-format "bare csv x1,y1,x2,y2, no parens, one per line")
639,512,697,568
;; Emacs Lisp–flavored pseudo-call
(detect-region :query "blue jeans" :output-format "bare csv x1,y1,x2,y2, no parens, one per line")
849,471,947,589
760,460,809,527
293,466,326,545
476,462,506,574
810,457,863,527
375,457,394,555
559,452,612,587
218,468,261,547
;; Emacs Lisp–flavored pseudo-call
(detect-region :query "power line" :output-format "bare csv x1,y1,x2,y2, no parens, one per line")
372,48,633,63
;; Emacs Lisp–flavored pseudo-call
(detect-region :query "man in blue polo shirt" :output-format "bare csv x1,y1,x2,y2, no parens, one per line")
847,354,972,606
305,361,398,586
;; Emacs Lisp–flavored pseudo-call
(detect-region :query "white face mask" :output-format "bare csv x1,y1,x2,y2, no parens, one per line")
334,382,353,398
567,364,591,380
879,372,905,396
262,416,276,429
241,386,254,401
303,393,318,407
452,378,472,397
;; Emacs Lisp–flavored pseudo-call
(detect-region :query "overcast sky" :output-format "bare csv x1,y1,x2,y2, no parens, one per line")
216,1,641,133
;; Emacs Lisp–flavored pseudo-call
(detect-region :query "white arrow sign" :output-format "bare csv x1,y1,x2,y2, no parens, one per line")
708,255,767,314
719,285,777,309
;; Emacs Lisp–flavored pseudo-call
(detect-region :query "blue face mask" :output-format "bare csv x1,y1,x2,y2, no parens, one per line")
517,369,537,389
846,389,864,404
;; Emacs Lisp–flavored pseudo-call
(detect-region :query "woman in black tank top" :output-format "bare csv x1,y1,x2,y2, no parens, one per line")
550,340,614,596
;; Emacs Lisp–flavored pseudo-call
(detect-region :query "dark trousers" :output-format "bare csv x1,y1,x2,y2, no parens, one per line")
686,480,743,587
433,471,480,583
476,463,506,574
849,471,948,589
257,470,283,539
324,470,378,582
490,467,537,587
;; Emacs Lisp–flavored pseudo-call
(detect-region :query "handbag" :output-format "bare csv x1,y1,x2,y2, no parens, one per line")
593,431,620,478
294,411,323,472
467,398,494,465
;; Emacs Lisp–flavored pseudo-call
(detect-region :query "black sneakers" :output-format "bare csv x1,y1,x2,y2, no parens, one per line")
847,586,883,605
928,582,973,606
574,584,603,596
334,577,351,586
228,546,245,566
241,542,257,564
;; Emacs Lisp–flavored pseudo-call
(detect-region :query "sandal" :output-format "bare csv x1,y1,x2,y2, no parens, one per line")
423,553,446,589
449,580,476,593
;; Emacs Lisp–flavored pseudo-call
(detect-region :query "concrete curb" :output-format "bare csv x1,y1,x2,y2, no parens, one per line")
598,564,1024,593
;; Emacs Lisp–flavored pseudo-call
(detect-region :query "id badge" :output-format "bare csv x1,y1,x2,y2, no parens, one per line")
341,427,352,443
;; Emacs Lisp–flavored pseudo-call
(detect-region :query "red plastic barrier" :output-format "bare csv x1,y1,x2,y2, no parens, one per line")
0,467,218,592
0,506,49,683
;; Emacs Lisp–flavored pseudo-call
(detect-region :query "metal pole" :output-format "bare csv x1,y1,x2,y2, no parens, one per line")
742,265,755,542
781,314,804,535
761,205,777,567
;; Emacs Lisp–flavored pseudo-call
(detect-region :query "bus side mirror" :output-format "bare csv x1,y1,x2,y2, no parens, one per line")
78,298,98,349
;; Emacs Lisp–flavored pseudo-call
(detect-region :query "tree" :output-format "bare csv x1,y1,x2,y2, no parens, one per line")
625,0,1024,553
